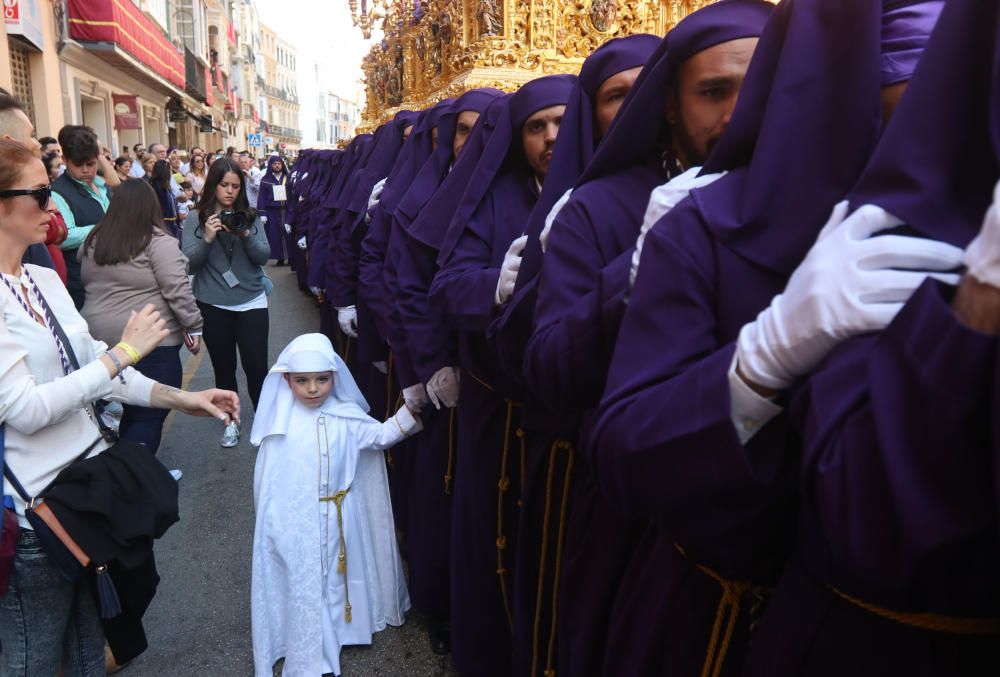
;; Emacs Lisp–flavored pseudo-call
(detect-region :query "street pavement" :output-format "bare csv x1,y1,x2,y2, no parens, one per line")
127,263,457,677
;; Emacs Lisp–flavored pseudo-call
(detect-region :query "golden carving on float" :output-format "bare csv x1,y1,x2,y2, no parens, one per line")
359,0,722,130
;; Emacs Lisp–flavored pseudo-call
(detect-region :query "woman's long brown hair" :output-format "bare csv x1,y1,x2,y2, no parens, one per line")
83,179,165,265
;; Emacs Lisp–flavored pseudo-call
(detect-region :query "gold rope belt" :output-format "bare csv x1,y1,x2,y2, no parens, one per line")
531,438,574,677
673,544,771,677
444,406,456,494
496,397,523,630
320,489,353,623
516,428,527,508
343,335,352,364
829,586,1000,635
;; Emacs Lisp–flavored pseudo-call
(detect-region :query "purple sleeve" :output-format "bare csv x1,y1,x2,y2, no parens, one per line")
591,220,796,559
358,205,392,342
383,226,419,388
793,279,997,590
307,208,336,289
396,232,458,384
522,199,631,416
327,211,361,307
429,197,502,333
488,275,538,391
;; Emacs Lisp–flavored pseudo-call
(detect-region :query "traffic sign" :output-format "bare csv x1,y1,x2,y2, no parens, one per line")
248,133,262,147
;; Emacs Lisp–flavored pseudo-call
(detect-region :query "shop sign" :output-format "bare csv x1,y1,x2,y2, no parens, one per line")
4,0,45,51
112,94,141,130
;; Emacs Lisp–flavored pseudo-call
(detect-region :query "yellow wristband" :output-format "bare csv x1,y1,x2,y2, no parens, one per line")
115,342,142,365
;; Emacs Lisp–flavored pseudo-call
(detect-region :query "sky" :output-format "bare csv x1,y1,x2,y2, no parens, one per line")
255,0,379,145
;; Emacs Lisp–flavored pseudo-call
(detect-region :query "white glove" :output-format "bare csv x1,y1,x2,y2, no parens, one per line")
284,223,292,234
495,234,528,306
402,383,429,415
309,286,322,297
736,201,964,390
260,215,268,225
426,366,461,409
297,236,307,250
631,167,727,289
368,177,388,212
373,360,388,375
539,188,573,254
963,179,1000,289
337,305,359,338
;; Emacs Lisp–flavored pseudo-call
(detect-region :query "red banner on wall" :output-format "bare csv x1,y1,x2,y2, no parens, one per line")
111,94,141,129
204,66,213,106
67,0,184,89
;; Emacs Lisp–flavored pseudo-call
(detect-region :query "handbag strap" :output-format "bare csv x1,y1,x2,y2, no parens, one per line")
27,277,116,443
3,437,103,504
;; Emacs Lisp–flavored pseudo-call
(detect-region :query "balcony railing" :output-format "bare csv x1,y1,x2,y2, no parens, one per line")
264,84,299,104
264,123,302,141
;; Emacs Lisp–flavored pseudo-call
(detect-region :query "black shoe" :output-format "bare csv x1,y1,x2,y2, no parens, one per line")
427,619,451,655
275,259,286,266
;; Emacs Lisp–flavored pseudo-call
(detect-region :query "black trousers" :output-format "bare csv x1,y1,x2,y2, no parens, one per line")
197,302,269,410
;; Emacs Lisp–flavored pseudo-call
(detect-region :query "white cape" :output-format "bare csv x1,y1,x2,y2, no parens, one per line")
251,399,414,677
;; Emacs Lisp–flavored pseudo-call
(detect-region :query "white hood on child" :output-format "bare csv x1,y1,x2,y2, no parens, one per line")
251,333,369,445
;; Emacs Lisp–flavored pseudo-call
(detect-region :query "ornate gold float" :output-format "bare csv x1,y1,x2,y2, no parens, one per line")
358,0,723,130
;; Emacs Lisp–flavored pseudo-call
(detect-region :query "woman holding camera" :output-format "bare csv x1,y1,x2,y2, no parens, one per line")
182,158,270,448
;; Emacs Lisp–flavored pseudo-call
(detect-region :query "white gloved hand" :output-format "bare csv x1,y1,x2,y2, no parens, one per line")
425,366,461,409
963,179,1000,289
284,223,292,234
260,215,268,225
736,201,964,390
368,177,388,212
631,167,727,289
495,234,528,306
402,383,429,415
337,305,359,338
309,286,322,297
373,361,388,375
539,188,573,254
297,236,307,250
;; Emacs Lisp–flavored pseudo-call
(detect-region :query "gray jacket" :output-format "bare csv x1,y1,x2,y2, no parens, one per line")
181,210,270,306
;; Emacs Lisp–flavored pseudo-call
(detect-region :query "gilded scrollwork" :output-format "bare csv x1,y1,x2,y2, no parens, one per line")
359,0,717,130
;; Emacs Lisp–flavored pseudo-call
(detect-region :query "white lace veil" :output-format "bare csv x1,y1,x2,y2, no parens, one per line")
250,333,370,445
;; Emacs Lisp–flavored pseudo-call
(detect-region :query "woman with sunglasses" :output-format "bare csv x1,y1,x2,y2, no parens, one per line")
0,139,240,674
185,153,207,200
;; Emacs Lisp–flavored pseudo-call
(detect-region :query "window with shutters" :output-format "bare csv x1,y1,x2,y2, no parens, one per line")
8,42,36,128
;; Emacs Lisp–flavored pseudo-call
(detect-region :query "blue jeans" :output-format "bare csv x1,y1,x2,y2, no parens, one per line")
119,344,182,454
0,530,106,675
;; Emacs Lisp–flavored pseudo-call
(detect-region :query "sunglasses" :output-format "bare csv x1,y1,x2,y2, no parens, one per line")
0,186,52,210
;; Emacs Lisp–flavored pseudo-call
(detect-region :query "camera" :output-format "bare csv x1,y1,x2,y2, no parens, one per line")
219,210,249,234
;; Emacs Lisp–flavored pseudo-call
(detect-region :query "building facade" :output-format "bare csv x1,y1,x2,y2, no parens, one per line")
326,92,359,147
259,23,300,155
0,0,294,160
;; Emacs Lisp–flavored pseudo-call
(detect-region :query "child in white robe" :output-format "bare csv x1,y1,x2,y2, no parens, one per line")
249,333,420,677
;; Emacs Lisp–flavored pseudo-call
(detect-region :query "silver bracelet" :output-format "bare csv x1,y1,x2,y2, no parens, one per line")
105,349,127,384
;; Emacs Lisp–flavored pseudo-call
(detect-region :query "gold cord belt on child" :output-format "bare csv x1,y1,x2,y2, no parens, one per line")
320,489,352,623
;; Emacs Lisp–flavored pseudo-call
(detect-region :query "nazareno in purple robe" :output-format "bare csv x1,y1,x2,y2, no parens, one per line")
257,153,290,260
379,90,501,622
428,76,575,677
283,153,310,288
519,3,773,675
484,33,661,677
739,0,1000,672
592,0,953,675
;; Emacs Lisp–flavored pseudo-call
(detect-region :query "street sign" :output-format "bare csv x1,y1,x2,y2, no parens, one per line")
265,136,274,145
248,133,262,147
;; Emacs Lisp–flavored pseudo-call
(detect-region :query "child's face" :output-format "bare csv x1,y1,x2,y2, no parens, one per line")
183,188,193,200
285,371,334,408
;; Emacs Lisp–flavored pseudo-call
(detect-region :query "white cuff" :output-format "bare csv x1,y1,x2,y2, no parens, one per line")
393,404,423,434
109,368,157,407
728,352,783,445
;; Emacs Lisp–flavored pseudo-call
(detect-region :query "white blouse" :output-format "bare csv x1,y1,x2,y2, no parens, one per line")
1,264,156,525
